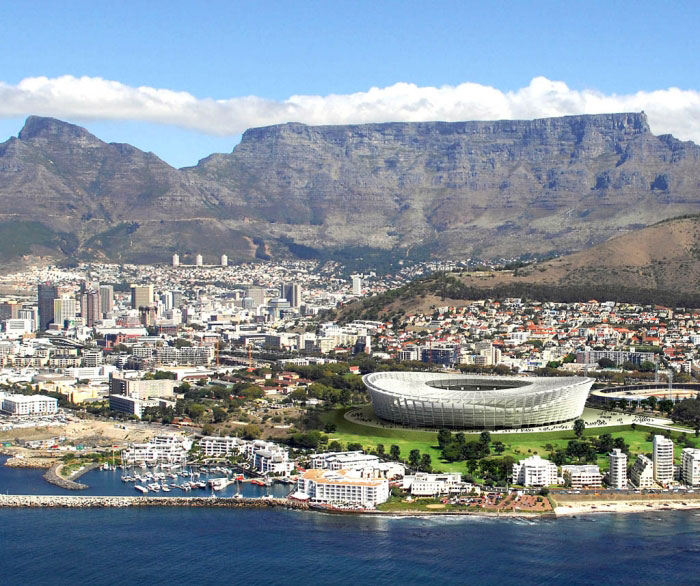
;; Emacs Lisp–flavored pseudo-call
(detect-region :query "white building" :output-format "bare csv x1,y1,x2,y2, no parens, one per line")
402,472,463,496
195,254,203,267
297,468,389,508
172,253,180,267
681,448,700,487
630,454,655,488
561,465,603,489
351,276,362,295
246,440,294,475
1,393,58,416
512,455,558,487
310,451,379,471
121,437,189,467
608,449,628,489
199,435,246,457
653,435,674,486
220,254,228,267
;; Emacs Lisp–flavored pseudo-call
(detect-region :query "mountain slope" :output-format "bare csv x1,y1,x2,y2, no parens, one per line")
2,113,700,264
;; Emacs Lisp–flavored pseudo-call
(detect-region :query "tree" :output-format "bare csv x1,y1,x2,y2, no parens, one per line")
408,449,421,468
573,419,586,439
437,428,453,449
328,440,343,452
492,441,506,455
420,453,432,472
376,444,385,457
323,423,337,433
597,357,616,369
389,445,401,461
212,407,227,423
639,360,656,372
242,424,261,440
479,431,492,446
347,442,363,451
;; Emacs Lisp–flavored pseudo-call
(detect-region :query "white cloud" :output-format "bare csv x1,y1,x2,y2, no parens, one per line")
1,75,700,142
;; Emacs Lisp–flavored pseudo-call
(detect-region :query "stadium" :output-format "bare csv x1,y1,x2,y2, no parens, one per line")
363,372,594,430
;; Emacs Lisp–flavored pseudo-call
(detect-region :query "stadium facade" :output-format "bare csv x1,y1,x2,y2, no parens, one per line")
363,372,593,430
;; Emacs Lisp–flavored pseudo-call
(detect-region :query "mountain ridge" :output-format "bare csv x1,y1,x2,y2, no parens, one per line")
1,112,700,266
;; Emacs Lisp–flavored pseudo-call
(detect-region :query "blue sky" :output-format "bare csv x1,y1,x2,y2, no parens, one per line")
1,0,699,167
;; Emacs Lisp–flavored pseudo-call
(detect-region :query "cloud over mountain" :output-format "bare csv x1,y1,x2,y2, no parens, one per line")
1,75,700,141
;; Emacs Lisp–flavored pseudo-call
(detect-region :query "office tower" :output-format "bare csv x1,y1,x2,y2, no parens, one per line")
53,298,77,328
171,290,183,308
130,284,154,309
160,292,174,311
195,254,203,266
653,435,674,486
608,449,628,489
81,290,101,327
0,302,21,321
38,284,59,330
99,285,114,316
352,275,362,295
247,286,266,306
282,283,302,308
172,253,180,267
221,254,228,267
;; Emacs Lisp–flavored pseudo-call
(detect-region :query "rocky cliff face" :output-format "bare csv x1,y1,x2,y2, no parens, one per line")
1,113,700,264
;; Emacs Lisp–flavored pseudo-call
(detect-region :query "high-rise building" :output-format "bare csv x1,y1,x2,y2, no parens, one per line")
172,253,180,267
0,302,21,321
630,454,654,488
681,448,700,487
53,298,77,328
195,254,203,266
37,284,59,330
247,286,266,306
160,292,174,311
99,285,114,316
653,435,674,486
171,291,183,308
282,283,303,308
352,275,362,295
608,448,628,489
131,285,154,310
220,254,228,267
81,290,101,327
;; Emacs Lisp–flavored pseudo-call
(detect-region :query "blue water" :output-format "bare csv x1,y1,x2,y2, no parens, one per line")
1,460,700,585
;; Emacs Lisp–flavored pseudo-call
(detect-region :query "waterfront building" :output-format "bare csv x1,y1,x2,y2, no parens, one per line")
561,465,603,489
630,454,655,488
608,449,628,489
653,435,674,486
38,284,59,330
681,448,700,487
199,436,246,457
309,451,380,471
401,472,463,496
297,468,389,508
1,393,58,416
512,455,558,487
121,438,189,467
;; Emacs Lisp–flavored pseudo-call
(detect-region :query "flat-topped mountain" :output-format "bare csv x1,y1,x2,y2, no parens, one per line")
1,113,700,265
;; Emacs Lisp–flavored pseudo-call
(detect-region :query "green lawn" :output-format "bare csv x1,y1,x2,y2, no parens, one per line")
320,407,700,473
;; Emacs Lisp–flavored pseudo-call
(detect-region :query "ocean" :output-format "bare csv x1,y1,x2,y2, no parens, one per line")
1,459,699,585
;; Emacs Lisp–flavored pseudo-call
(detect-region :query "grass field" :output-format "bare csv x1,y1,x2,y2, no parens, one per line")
320,406,700,474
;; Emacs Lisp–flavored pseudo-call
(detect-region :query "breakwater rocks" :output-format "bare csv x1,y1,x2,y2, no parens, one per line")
0,494,309,510
42,462,100,490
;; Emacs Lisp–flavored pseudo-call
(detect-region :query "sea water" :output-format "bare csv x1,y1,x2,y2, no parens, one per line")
1,459,699,585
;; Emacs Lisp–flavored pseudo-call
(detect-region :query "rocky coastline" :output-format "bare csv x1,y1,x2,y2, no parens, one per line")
42,462,99,490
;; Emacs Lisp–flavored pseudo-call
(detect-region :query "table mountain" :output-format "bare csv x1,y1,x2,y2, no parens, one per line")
1,113,700,265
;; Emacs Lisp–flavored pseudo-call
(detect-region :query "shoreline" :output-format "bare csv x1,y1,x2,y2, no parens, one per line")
1,493,698,519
